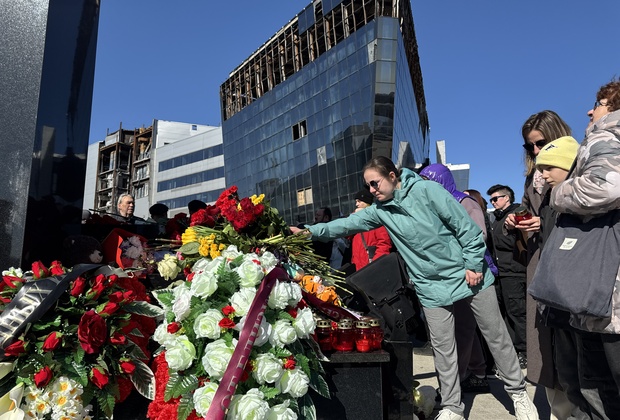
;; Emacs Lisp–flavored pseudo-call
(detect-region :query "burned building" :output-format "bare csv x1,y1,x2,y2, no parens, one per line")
220,0,429,223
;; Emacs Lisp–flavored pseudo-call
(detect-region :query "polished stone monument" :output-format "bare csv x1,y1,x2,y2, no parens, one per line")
0,0,100,269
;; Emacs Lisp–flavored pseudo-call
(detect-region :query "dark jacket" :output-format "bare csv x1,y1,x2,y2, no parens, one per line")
491,203,527,277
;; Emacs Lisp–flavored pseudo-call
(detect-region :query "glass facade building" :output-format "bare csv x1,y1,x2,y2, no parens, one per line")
220,0,429,224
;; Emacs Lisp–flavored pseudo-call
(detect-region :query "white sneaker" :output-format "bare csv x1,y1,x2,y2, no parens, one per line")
434,408,466,420
512,390,539,420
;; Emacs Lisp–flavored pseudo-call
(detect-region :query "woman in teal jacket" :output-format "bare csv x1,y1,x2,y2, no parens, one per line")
292,156,538,420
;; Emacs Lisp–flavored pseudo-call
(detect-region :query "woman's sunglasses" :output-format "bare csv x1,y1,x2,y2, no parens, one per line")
522,139,547,152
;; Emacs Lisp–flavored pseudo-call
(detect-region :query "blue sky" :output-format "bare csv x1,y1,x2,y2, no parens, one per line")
89,1,620,204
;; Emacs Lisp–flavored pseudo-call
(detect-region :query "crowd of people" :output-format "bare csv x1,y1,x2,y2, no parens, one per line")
80,79,620,420
290,78,620,420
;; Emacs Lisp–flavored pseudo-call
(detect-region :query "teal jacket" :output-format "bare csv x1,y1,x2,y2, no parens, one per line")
308,168,494,308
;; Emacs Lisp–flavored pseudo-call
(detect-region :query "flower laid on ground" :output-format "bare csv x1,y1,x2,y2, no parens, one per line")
0,260,163,419
119,235,148,269
148,248,329,420
298,275,341,306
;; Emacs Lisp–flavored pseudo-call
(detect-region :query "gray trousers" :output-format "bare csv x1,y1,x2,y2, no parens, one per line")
423,285,526,415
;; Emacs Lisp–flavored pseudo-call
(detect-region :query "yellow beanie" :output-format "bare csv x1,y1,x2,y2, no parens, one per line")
535,136,579,171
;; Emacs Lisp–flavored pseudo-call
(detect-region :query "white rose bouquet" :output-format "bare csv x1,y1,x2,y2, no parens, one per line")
147,187,344,420
149,249,329,420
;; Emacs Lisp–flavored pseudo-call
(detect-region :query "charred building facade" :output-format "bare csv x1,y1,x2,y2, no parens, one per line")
220,0,429,223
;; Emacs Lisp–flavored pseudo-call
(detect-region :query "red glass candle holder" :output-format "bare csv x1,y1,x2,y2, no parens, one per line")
333,320,354,352
368,318,384,350
355,320,372,352
316,319,333,352
514,206,532,224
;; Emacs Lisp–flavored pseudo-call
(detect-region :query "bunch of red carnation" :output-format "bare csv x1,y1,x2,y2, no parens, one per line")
189,204,220,228
215,186,265,232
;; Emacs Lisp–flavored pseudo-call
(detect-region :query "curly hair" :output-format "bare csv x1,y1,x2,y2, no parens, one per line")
521,110,572,176
596,79,620,113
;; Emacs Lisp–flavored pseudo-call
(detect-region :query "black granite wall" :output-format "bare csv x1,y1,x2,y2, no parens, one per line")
0,0,100,269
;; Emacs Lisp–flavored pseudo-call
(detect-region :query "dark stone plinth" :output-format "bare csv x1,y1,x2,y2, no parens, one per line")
312,350,390,420
0,0,100,269
383,341,415,419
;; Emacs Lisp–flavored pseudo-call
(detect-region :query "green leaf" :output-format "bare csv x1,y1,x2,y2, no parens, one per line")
31,315,62,331
130,359,156,399
179,242,200,255
127,339,149,361
177,394,195,420
74,345,85,364
309,371,330,399
278,312,296,322
123,301,164,317
299,394,317,420
258,385,280,400
72,361,89,386
296,354,311,377
96,391,116,418
152,290,174,307
164,372,199,401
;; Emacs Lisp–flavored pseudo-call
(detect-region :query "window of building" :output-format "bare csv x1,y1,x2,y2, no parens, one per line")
297,187,313,206
159,144,224,172
134,184,148,199
292,120,307,140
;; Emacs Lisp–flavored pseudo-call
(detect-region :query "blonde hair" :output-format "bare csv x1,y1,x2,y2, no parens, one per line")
521,110,572,176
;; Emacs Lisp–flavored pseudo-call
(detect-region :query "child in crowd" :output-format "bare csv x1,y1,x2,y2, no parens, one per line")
534,136,598,419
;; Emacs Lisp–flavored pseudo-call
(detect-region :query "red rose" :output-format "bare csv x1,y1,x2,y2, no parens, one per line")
186,272,195,282
117,277,148,301
120,360,136,374
283,356,296,370
107,274,119,287
2,275,25,290
221,306,235,316
91,367,109,389
4,340,26,357
99,302,120,316
218,318,235,329
167,322,181,334
109,332,127,345
31,261,49,279
78,310,107,354
34,366,53,388
49,261,65,276
42,332,61,352
108,291,125,303
70,276,87,297
87,274,107,300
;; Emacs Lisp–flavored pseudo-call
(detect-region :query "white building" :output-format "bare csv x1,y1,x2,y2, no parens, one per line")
84,120,224,220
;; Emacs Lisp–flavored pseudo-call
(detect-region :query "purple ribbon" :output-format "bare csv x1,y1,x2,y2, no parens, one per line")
206,266,287,419
301,290,361,321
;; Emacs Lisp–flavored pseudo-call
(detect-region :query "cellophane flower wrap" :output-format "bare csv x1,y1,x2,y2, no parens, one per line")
149,187,337,420
0,261,164,419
